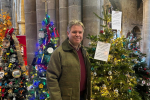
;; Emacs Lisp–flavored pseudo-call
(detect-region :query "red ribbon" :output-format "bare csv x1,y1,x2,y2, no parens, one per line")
5,28,14,39
46,24,51,44
53,27,59,38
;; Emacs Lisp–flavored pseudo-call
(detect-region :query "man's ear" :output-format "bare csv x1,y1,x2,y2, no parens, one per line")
67,31,69,37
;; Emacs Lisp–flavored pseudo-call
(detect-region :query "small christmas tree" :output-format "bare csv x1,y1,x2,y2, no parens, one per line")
127,32,150,100
86,7,142,100
0,28,28,99
27,14,59,100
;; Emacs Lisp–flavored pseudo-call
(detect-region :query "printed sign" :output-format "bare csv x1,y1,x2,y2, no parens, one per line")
112,11,122,31
94,41,110,62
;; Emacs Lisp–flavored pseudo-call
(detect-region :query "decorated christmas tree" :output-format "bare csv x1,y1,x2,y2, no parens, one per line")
126,32,150,100
27,14,59,100
86,7,142,100
0,28,28,99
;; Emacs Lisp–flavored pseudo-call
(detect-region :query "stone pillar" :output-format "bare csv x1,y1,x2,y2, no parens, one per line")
141,0,150,67
83,0,100,47
17,0,25,35
68,0,81,22
47,0,56,26
24,0,37,65
12,0,19,34
36,0,45,40
100,0,104,30
59,0,68,44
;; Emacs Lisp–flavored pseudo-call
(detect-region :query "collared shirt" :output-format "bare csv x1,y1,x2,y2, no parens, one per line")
68,40,81,51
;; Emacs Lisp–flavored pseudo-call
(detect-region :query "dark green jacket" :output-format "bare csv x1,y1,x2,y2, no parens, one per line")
46,39,91,100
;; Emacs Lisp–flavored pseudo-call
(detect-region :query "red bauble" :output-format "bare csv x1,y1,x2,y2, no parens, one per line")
144,68,146,71
100,30,104,34
146,72,149,75
2,88,5,92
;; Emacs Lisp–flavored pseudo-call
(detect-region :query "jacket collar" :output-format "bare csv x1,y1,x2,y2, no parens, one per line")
62,38,74,51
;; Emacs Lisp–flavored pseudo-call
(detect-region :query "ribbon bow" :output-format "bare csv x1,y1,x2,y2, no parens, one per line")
4,28,14,39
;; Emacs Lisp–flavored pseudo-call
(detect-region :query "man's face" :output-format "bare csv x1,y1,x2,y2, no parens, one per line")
67,25,83,46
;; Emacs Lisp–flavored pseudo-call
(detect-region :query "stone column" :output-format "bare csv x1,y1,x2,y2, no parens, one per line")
68,0,81,22
24,0,37,65
83,0,100,47
17,0,25,35
59,0,68,44
47,0,56,26
36,0,46,40
141,0,150,67
12,0,19,34
100,0,104,30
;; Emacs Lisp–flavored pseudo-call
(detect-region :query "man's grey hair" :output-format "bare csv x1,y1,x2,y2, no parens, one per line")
67,20,85,32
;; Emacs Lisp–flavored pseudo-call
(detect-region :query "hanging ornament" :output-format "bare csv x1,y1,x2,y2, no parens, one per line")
100,30,104,34
91,67,94,71
4,66,7,70
141,57,146,62
8,89,13,94
39,49,43,55
141,80,146,86
8,63,12,68
108,71,112,75
144,68,147,71
2,39,10,48
40,93,46,99
147,82,150,86
114,88,119,97
39,83,44,89
0,82,2,86
121,55,125,59
0,70,4,79
33,80,39,87
4,72,8,76
35,65,39,71
12,69,21,78
93,72,97,76
47,47,53,53
39,31,44,38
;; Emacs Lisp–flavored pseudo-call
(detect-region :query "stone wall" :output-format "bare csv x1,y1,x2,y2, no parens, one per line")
119,0,143,37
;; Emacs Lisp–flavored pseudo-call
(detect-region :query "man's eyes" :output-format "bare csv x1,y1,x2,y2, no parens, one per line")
72,31,82,34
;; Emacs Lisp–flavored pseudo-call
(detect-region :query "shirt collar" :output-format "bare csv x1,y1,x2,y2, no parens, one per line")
68,40,81,51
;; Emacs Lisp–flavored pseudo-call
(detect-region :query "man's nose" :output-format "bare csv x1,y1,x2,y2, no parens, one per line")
76,32,80,36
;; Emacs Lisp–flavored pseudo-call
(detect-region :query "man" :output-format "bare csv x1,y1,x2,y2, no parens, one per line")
46,20,91,100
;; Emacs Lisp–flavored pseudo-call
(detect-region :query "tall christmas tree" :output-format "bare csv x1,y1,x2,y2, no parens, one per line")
0,28,28,99
27,14,59,100
86,7,142,100
126,32,150,100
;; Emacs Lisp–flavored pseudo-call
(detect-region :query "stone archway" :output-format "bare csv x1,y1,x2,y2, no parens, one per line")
132,26,141,48
132,26,141,39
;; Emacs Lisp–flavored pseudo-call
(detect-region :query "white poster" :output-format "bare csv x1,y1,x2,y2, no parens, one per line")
112,11,122,31
94,41,110,62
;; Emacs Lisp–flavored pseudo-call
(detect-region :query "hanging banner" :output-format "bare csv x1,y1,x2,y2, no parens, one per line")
112,11,122,31
16,35,27,65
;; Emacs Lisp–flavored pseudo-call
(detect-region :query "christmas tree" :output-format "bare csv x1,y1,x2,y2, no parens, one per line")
126,32,150,100
86,7,142,100
27,14,59,100
0,28,28,99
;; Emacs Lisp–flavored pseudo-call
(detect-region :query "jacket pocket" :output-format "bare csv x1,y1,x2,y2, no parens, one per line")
61,87,72,100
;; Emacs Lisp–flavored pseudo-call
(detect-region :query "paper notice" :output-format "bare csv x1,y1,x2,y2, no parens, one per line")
94,41,110,62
